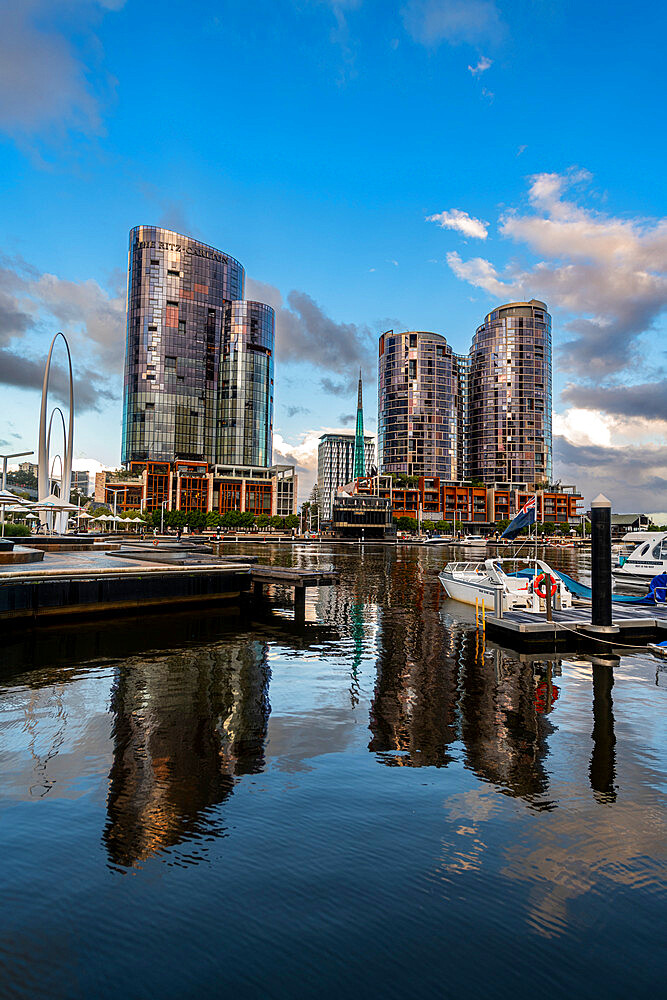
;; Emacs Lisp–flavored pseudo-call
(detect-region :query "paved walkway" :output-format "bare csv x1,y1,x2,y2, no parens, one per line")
0,545,246,579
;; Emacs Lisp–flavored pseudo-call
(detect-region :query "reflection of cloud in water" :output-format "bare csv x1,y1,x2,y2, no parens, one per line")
445,788,498,825
502,793,667,938
265,708,360,774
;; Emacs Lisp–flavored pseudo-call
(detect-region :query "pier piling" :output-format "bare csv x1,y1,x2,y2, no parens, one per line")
589,494,617,634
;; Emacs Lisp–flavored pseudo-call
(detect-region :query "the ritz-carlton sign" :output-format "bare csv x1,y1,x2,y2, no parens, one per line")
134,237,228,263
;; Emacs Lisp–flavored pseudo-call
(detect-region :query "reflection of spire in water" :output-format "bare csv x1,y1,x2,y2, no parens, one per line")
349,599,365,707
104,637,270,867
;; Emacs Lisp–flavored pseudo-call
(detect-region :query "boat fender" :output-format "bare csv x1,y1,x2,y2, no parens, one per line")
533,573,557,599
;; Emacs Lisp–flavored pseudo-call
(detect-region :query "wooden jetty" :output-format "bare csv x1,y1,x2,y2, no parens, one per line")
250,565,339,618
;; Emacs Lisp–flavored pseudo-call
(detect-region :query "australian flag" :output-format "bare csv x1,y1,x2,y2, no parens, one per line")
500,495,537,540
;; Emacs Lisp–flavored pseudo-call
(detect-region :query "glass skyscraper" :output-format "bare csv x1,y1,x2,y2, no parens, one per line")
121,226,274,467
377,302,553,488
377,330,465,479
218,300,274,466
468,300,552,485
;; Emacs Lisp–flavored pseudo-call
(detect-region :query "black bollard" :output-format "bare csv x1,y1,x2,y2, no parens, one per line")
590,494,614,629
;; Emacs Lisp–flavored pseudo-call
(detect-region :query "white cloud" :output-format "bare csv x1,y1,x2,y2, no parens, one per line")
402,0,503,47
553,408,612,448
0,1,124,139
0,252,123,410
446,251,507,293
427,209,488,240
273,425,377,501
468,55,492,75
446,168,667,375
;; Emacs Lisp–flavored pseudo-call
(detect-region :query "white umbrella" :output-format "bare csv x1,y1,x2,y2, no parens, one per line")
32,493,80,512
77,510,92,520
0,488,32,536
0,488,31,504
131,516,145,523
26,512,39,520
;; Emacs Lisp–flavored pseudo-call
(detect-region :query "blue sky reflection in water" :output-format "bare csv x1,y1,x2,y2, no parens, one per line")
1,544,666,999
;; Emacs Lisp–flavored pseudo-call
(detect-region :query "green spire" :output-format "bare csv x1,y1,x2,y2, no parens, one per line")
353,370,365,478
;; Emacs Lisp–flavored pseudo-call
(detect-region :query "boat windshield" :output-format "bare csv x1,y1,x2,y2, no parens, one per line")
443,562,486,573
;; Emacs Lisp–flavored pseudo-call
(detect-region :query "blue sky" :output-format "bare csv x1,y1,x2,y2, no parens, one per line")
0,0,666,506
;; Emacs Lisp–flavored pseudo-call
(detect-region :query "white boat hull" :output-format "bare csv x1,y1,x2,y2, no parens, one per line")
439,558,573,614
440,576,500,607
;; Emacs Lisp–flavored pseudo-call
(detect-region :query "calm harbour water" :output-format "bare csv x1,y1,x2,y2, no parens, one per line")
1,543,666,999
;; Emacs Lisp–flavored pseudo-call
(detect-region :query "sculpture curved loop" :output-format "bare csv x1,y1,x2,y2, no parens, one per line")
38,333,74,531
46,407,67,493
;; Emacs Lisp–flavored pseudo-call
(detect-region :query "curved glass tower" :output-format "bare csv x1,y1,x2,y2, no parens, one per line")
122,226,245,464
378,330,464,478
217,300,274,466
468,299,552,484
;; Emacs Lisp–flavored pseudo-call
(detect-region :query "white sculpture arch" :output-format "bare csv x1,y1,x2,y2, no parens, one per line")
38,333,74,532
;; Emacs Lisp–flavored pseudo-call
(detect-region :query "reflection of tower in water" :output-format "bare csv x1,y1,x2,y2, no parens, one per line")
459,647,556,806
369,554,459,767
369,554,557,802
104,638,270,867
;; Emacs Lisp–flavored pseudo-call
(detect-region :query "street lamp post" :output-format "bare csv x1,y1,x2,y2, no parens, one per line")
1,451,34,492
161,499,168,534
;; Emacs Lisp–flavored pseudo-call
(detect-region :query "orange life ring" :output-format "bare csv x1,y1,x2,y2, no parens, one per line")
533,572,557,599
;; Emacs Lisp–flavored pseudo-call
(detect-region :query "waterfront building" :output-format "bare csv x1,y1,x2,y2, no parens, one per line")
121,226,274,469
467,300,552,485
353,372,366,478
318,432,375,522
331,495,394,540
96,462,297,518
352,474,582,529
378,330,465,480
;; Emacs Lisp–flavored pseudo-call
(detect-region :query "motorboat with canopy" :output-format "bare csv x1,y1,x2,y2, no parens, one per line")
439,557,574,613
613,532,667,583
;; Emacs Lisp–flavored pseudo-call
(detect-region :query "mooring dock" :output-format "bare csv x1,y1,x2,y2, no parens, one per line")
250,565,339,617
485,603,667,649
0,543,341,624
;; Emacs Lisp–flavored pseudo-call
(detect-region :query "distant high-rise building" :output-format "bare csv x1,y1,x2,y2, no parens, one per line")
121,226,274,468
353,371,366,478
468,300,552,485
71,470,91,496
378,330,465,479
318,432,375,521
